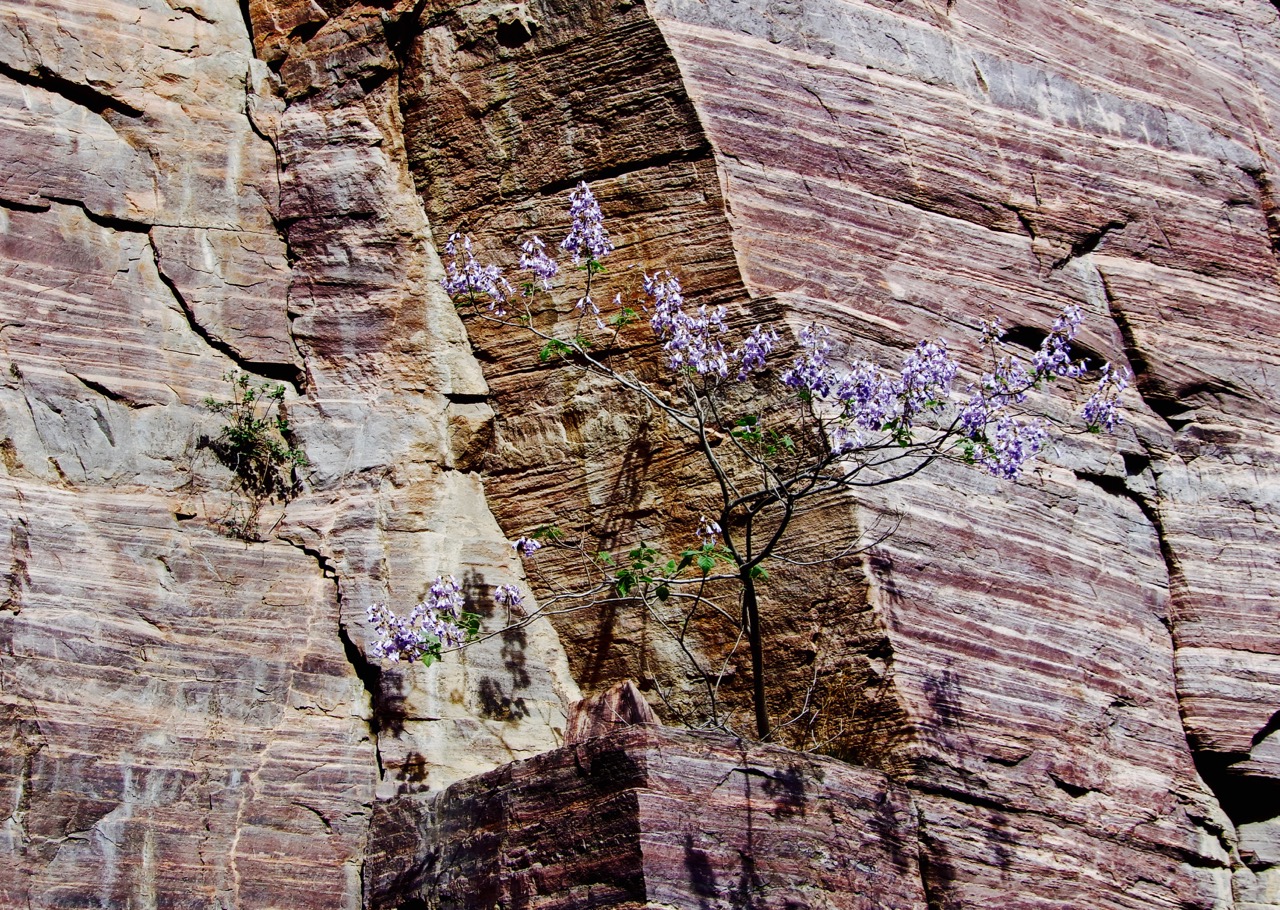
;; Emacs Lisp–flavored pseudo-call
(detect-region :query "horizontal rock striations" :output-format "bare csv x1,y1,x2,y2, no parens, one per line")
0,0,577,906
365,722,927,910
1,0,1278,906
398,0,1280,907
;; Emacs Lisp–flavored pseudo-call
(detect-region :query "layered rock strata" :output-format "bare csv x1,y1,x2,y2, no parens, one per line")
0,0,576,906
365,722,927,909
397,0,1280,908
0,0,1277,907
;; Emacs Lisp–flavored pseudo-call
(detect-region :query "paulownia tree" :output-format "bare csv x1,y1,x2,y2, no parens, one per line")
368,183,1128,739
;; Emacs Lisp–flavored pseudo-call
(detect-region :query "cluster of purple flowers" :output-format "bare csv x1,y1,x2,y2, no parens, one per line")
366,575,468,663
645,270,731,376
438,179,1130,485
1032,306,1088,379
493,583,524,610
897,340,959,425
519,236,559,290
441,234,513,316
978,415,1050,480
1082,363,1129,432
772,308,1127,477
832,361,897,441
781,325,835,396
513,536,542,558
560,182,613,264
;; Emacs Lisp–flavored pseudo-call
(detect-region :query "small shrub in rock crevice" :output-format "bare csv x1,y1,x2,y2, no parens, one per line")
199,371,307,540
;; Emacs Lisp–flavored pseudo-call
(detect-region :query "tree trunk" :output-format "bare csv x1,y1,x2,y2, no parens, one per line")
741,571,770,738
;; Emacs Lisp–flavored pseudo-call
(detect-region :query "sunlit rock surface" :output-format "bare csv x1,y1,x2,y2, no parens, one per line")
366,723,927,910
0,1,576,907
0,0,1276,906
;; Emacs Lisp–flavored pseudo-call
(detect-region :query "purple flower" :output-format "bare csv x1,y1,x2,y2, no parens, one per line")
958,391,993,438
645,270,730,377
1082,363,1129,432
427,575,465,621
732,325,779,380
519,235,559,290
896,340,958,425
513,536,542,558
827,424,863,455
560,182,613,264
366,602,422,663
494,583,524,610
366,574,469,662
441,233,513,315
977,416,1048,479
1032,305,1086,379
696,515,722,547
781,325,835,397
978,316,1004,346
834,361,898,432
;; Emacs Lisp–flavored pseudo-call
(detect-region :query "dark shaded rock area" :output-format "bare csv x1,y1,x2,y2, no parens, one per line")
365,724,926,910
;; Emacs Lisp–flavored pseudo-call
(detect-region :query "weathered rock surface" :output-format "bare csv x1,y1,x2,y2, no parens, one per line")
0,0,577,907
1,0,1278,906
365,722,927,910
397,0,1280,907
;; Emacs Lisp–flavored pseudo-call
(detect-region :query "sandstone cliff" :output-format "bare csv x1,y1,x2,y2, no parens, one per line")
0,0,1277,908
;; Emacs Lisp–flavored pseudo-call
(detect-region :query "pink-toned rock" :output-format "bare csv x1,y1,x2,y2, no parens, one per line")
402,0,1279,906
0,0,578,906
565,679,661,745
3,0,1280,905
365,725,928,910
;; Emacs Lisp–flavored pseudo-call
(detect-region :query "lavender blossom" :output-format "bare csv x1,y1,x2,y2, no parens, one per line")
977,416,1049,479
1082,363,1129,432
519,235,559,290
1032,305,1087,379
513,536,542,558
366,602,424,663
959,355,1035,439
834,361,898,433
827,423,864,455
696,515,722,547
645,270,730,377
781,325,835,397
366,574,469,663
494,583,524,610
733,325,780,380
896,340,959,425
958,391,994,438
441,233,514,315
560,182,613,264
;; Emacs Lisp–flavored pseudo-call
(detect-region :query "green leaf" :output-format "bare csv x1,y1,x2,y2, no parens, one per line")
614,571,634,597
749,564,769,580
655,584,670,602
697,555,714,574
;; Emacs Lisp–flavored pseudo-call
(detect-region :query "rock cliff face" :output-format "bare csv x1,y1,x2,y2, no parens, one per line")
0,1,576,907
0,0,1277,907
